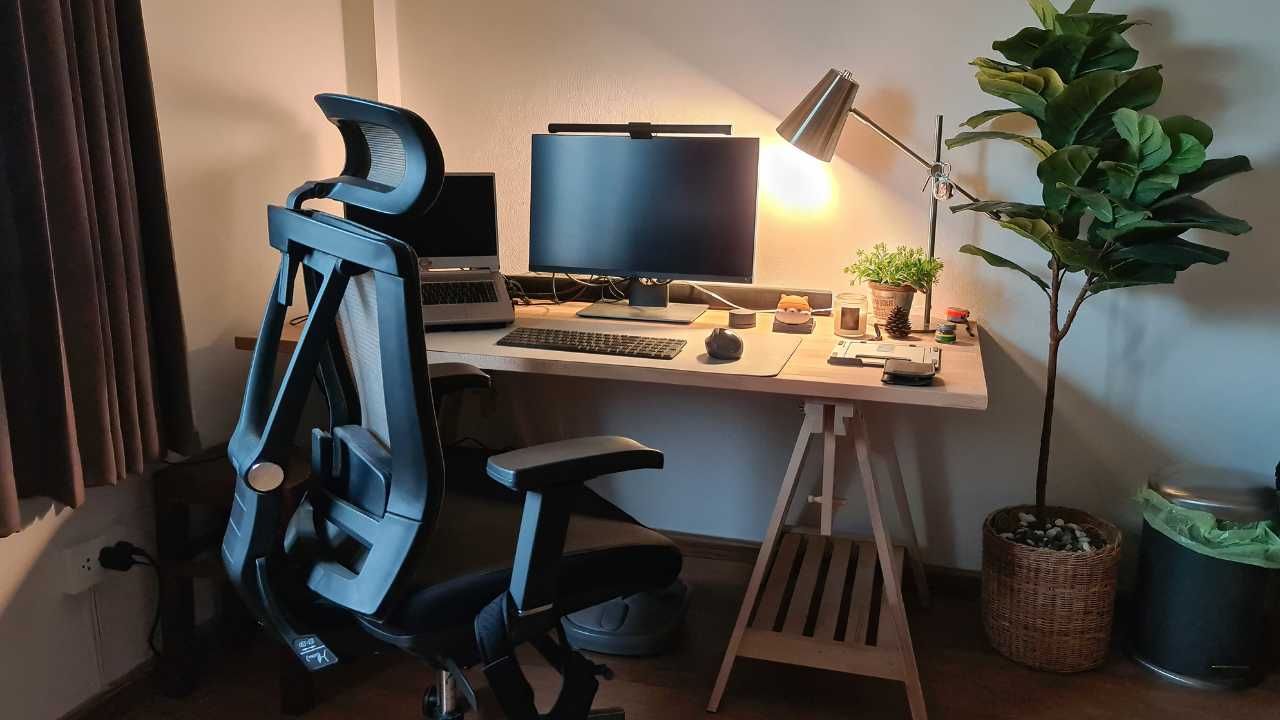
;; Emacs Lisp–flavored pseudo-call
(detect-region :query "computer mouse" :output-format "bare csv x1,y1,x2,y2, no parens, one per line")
705,327,744,361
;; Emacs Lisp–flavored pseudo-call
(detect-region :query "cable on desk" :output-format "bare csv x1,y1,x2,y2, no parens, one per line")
685,282,832,314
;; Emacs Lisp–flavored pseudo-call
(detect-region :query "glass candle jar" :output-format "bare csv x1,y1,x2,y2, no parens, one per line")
834,292,868,338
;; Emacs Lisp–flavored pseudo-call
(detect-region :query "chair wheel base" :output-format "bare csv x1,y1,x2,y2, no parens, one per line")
423,685,468,720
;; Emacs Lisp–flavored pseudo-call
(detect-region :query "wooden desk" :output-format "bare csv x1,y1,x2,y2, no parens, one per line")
236,302,989,720
242,303,986,410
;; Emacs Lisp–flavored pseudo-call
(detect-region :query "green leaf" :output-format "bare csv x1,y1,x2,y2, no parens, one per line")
1151,156,1252,208
1111,198,1153,228
1096,160,1139,198
1132,173,1179,205
946,131,1056,160
1029,68,1067,99
1074,66,1165,144
1113,109,1171,171
1029,0,1060,30
959,109,1025,129
976,69,1050,118
951,201,1061,223
1041,70,1125,148
959,244,1049,291
1032,33,1089,80
1113,238,1228,268
1078,32,1138,75
993,27,1052,65
1037,145,1099,209
1099,197,1252,242
971,57,1030,73
997,217,1061,254
1157,133,1206,176
1053,235,1106,273
1161,115,1213,149
1055,12,1133,36
1066,0,1096,13
1088,264,1177,294
1151,197,1252,235
1056,183,1113,221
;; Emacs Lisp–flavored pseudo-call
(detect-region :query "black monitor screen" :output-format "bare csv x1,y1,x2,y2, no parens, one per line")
345,173,498,261
529,135,758,282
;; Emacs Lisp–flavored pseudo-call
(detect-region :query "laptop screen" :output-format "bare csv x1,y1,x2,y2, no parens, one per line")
345,172,498,265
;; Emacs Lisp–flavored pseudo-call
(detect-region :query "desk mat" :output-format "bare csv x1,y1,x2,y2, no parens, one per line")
426,316,802,378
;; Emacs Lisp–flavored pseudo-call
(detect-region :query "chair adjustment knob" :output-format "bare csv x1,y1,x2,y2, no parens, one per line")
247,462,286,493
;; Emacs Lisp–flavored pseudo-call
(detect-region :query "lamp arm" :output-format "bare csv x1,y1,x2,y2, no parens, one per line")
850,108,980,203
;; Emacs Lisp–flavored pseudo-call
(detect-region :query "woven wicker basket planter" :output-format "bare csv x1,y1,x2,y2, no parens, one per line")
981,506,1122,673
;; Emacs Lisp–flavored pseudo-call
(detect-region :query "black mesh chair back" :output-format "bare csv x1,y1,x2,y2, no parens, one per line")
222,93,446,669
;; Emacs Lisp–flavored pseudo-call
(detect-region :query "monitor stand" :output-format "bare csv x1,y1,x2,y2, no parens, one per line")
576,279,708,324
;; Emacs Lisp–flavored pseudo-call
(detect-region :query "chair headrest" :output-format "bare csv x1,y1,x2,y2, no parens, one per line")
312,93,446,216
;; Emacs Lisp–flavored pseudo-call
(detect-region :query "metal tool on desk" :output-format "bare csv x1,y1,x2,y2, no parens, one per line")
828,339,941,370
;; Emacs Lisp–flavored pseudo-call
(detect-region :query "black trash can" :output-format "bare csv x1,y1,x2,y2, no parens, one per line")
1133,466,1279,689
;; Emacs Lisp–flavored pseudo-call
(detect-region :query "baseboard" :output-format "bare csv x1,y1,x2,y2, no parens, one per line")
665,529,981,598
664,530,762,565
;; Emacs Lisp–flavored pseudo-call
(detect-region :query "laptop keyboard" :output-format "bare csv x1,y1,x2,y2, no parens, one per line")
421,280,499,306
496,326,686,360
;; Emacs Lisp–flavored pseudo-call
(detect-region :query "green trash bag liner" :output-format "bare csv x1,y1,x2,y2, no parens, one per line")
1137,488,1280,569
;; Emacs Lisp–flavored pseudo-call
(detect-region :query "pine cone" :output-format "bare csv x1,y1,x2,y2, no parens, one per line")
884,305,912,339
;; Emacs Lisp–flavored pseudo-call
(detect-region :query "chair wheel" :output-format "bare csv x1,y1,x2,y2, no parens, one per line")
423,685,467,720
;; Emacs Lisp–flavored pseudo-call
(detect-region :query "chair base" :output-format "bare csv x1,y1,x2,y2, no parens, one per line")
427,672,628,720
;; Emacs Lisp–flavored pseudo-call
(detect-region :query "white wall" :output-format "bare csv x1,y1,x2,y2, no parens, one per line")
0,3,354,718
396,0,1280,569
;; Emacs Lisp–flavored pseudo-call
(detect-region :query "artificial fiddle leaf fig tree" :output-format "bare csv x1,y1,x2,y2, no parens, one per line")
947,0,1253,522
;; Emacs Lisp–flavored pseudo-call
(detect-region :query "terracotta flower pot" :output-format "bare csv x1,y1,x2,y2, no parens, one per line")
868,282,916,323
981,506,1122,673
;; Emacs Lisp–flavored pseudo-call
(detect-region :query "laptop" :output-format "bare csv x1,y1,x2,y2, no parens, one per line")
347,172,514,329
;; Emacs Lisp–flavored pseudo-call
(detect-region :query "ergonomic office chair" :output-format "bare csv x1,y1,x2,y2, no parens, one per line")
221,93,682,719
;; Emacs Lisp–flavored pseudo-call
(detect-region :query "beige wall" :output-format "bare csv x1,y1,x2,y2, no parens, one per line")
0,2,352,717
395,0,1280,569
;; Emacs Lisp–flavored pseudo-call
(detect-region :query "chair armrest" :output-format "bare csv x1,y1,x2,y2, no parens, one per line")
486,436,663,492
430,362,491,395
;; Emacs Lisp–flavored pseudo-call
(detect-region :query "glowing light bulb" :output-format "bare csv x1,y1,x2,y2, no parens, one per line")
758,140,835,218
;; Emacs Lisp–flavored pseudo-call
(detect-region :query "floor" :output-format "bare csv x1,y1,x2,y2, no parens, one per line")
96,555,1279,720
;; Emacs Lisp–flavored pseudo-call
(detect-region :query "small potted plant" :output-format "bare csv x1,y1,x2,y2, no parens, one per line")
843,243,943,322
946,0,1252,673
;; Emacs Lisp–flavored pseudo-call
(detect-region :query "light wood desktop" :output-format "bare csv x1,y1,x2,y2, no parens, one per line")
236,302,989,720
239,303,986,410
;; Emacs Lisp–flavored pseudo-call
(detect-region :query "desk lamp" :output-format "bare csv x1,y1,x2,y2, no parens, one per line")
777,69,982,331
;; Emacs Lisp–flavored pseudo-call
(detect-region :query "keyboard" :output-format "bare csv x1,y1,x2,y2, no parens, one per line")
497,326,687,360
421,280,498,306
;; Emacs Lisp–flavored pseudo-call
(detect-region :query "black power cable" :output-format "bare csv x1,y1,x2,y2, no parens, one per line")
100,541,164,658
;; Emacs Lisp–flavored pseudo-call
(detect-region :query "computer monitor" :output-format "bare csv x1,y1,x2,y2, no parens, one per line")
529,134,759,323
346,172,498,269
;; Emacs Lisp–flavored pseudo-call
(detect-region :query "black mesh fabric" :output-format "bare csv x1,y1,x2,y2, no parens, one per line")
357,121,406,187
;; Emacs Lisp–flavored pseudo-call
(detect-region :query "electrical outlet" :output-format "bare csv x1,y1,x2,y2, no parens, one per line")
60,524,132,595
61,536,108,594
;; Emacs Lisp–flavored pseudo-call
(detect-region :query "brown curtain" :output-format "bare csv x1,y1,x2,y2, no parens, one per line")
0,0,197,536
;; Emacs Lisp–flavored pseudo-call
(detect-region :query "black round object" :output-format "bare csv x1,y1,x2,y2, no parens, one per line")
1132,519,1276,688
562,580,689,656
704,328,744,361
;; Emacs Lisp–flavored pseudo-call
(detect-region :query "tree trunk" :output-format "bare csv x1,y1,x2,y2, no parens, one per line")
1035,335,1060,520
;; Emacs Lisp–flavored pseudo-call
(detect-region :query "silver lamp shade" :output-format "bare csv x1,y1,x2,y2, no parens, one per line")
776,69,859,162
